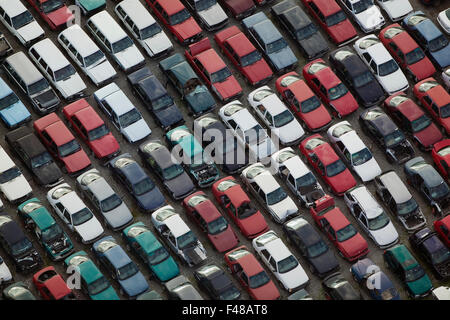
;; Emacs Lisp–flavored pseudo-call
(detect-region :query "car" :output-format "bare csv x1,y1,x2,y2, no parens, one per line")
403,11,450,69
185,38,242,102
432,286,450,300
0,255,12,285
212,176,268,239
270,147,326,208
183,191,239,252
18,198,74,261
309,195,369,261
241,163,299,223
275,72,332,131
93,83,152,143
26,0,74,30
350,258,400,300
327,121,381,182
159,53,216,116
434,215,450,248
0,32,12,60
438,8,450,35
5,126,63,188
123,222,180,282
322,272,361,300
375,171,426,232
287,288,312,300
303,59,359,118
214,26,272,86
92,236,149,298
301,0,358,46
0,213,42,272
33,112,91,176
299,134,357,196
379,24,436,82
224,246,280,300
165,275,204,300
63,99,120,162
354,35,409,95
359,106,414,164
404,157,450,216
146,0,202,45
383,244,433,298
194,264,241,300
271,0,328,60
166,126,220,188
47,183,105,245
109,153,166,213
247,86,304,146
183,0,228,31
151,205,207,267
32,267,74,300
139,139,195,200
219,0,255,20
432,139,450,180
340,0,385,33
328,47,385,107
64,251,119,300
0,77,31,128
283,217,339,278
375,0,412,22
443,67,450,90
75,0,106,15
242,12,297,73
127,67,183,131
344,185,400,249
3,282,35,300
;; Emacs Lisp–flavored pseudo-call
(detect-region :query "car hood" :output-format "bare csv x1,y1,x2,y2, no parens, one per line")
61,150,91,173
164,173,195,199
353,157,382,182
122,119,151,143
406,274,432,296
208,225,238,252
91,285,119,300
379,69,408,94
46,7,73,28
279,265,309,290
143,32,172,56
172,18,201,41
430,45,450,69
301,32,328,58
408,57,435,80
135,188,165,212
17,21,44,43
151,257,179,282
0,175,31,202
118,271,148,297
355,81,385,106
242,59,272,84
185,86,215,113
0,102,30,126
271,119,304,145
268,197,298,222
212,77,241,100
414,123,443,149
329,20,357,44
56,74,86,99
370,221,398,247
73,218,103,243
155,103,183,127
302,105,332,130
87,60,116,85
198,4,227,28
103,203,133,230
268,46,297,71
355,6,384,29
34,162,62,186
115,46,144,71
90,133,120,158
309,250,339,275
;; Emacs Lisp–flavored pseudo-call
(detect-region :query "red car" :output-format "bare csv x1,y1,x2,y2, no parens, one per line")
33,112,91,176
434,215,450,248
384,92,442,151
214,26,272,86
33,266,74,300
299,134,356,196
185,38,242,102
219,0,255,20
303,59,358,118
146,0,202,45
224,245,280,300
413,78,450,135
183,191,239,252
432,139,450,179
26,0,74,31
276,71,332,132
301,0,357,46
63,99,120,162
212,176,268,239
309,195,369,261
379,24,435,82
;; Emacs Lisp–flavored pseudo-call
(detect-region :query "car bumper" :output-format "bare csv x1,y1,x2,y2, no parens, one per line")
337,35,359,47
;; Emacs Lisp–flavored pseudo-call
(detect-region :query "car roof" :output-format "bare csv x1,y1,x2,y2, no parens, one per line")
157,0,186,16
422,234,445,254
277,3,311,30
229,109,258,131
59,192,86,214
44,121,75,146
70,103,104,131
234,251,263,276
263,236,292,261
324,209,349,230
164,215,190,238
43,274,71,299
388,28,419,53
0,0,28,16
103,90,136,115
101,243,131,269
4,52,45,85
195,49,226,74
31,38,70,70
117,0,156,29
0,148,16,172
313,0,340,16
60,24,100,57
86,178,115,201
0,77,13,98
225,30,255,57
276,150,310,178
136,75,166,101
414,17,442,41
28,209,55,231
349,187,383,219
332,49,369,77
127,223,162,253
253,20,282,44
256,91,286,116
312,141,340,166
148,146,175,170
369,112,397,135
88,11,128,43
252,171,279,194
388,245,415,267
0,216,26,245
362,39,391,64
16,133,47,158
407,157,443,187
379,171,411,203
339,131,366,154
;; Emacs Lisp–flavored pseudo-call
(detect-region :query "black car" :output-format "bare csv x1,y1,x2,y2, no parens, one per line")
322,273,362,300
409,227,450,279
0,213,41,273
127,67,184,131
5,126,62,187
138,139,196,200
359,107,414,164
271,0,328,60
329,47,385,107
283,217,339,278
194,264,241,300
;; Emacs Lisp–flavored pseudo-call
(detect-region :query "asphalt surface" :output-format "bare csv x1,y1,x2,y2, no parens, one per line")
0,0,449,300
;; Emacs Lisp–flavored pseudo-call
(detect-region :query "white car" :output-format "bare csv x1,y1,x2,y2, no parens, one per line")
340,0,385,33
354,35,409,95
151,205,207,267
438,8,450,35
344,185,399,249
47,183,104,244
219,100,277,162
376,0,413,22
327,121,381,182
0,255,12,285
252,230,309,292
184,0,228,31
432,286,450,300
248,86,304,146
443,67,450,90
241,163,298,223
270,147,325,208
0,146,32,203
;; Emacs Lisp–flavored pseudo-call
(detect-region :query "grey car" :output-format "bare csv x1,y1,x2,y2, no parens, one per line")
183,0,228,31
165,275,204,300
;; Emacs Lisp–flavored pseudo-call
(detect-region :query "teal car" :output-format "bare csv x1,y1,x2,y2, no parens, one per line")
18,198,73,261
75,0,106,15
64,251,119,300
123,222,179,282
166,125,219,188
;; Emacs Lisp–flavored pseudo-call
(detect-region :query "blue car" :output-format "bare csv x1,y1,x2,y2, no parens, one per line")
242,12,297,73
109,153,166,213
92,236,149,298
0,77,31,128
403,11,450,69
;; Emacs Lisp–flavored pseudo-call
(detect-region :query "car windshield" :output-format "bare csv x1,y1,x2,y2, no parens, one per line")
248,271,270,289
133,178,155,196
328,83,348,100
207,217,228,235
117,262,139,280
273,110,294,128
368,211,390,230
277,255,299,274
241,50,262,67
41,0,64,14
351,148,372,166
266,38,287,54
100,194,122,212
429,182,449,200
0,167,21,184
196,0,216,10
72,208,93,226
58,140,81,157
84,50,104,68
87,276,110,296
352,0,373,14
326,160,347,177
54,65,76,82
163,164,184,180
219,286,241,300
112,37,133,53
211,67,232,83
148,247,169,265
431,247,450,265
237,202,257,219
41,224,63,242
326,11,347,27
0,93,19,110
411,115,431,133
405,265,425,282
11,238,32,256
296,172,317,189
119,109,142,127
307,240,328,258
336,224,357,242
353,71,374,88
405,48,425,65
301,96,321,113
153,95,173,111
88,124,109,141
177,231,197,250
140,23,162,40
296,24,318,40
397,198,418,215
266,187,288,205
440,104,450,118
378,60,399,77
169,9,191,25
11,11,34,29
31,152,53,168
429,35,449,52
384,130,405,147
28,78,49,96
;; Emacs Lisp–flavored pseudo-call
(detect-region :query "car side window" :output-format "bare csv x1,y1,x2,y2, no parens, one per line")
317,161,325,175
268,257,277,270
258,189,266,203
423,95,432,106
370,61,378,73
63,210,71,223
260,249,270,260
362,52,371,63
227,119,237,129
311,78,320,89
287,174,295,186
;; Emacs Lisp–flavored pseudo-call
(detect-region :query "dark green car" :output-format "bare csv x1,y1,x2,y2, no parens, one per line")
75,0,106,15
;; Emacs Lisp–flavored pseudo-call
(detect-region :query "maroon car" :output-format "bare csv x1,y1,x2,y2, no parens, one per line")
219,0,256,20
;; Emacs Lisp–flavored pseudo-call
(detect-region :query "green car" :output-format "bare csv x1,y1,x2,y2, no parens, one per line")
123,222,179,282
75,0,106,15
383,244,433,299
64,251,119,300
18,198,74,261
3,282,35,300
